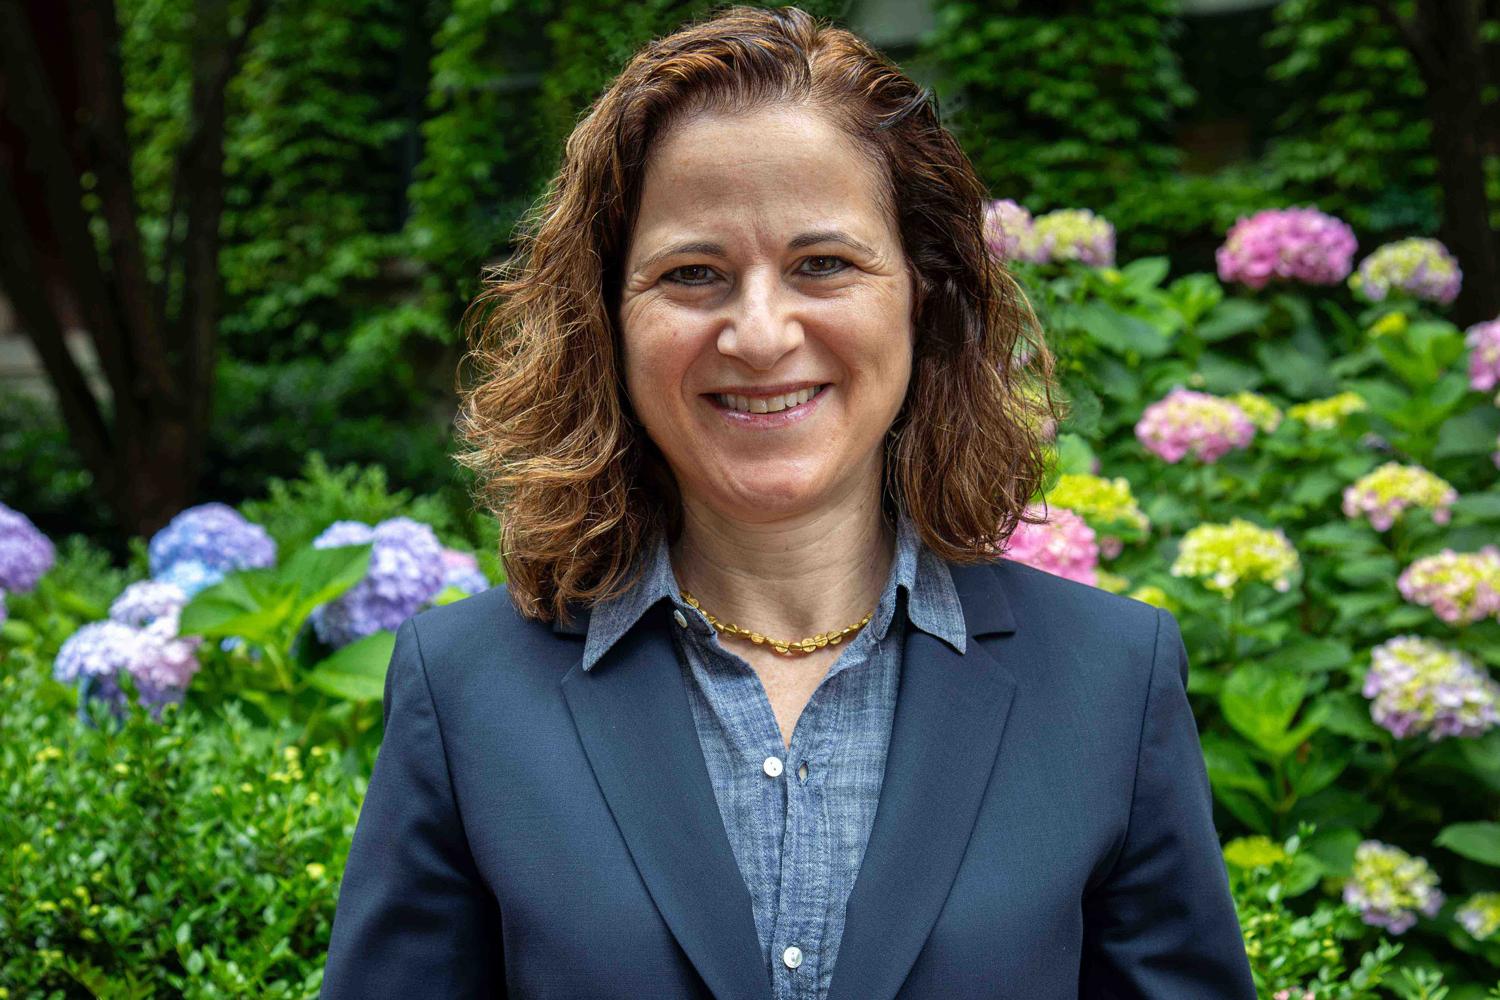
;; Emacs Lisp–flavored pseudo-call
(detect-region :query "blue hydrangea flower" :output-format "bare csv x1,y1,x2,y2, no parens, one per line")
56,614,202,723
155,558,225,598
0,500,56,593
55,621,157,684
310,517,445,648
147,502,276,578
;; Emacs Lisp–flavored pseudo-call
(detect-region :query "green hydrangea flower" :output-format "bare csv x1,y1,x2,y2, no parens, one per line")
1287,391,1368,431
1171,518,1300,597
1227,391,1282,433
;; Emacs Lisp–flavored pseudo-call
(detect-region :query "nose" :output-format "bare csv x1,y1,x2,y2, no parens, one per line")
716,267,803,371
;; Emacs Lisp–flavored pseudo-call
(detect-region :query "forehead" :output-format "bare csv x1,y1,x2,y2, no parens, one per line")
630,106,894,250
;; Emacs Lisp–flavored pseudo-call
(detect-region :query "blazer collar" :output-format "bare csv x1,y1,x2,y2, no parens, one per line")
559,557,1018,1000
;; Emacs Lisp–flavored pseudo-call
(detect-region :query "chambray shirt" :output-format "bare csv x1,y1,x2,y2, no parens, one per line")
579,511,967,1000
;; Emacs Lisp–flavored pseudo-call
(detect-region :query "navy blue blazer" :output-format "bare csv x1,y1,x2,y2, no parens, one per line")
321,556,1256,999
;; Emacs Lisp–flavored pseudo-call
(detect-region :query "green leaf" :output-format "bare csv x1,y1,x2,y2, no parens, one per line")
1196,299,1270,342
1316,690,1387,743
1304,826,1363,877
1074,303,1173,358
178,570,295,643
1435,822,1500,867
1196,350,1262,394
1301,521,1381,554
1220,663,1326,759
1201,732,1276,805
1334,555,1399,587
1288,470,1343,507
304,630,397,702
1258,638,1352,674
1051,432,1097,477
281,542,374,608
1286,744,1351,798
1256,338,1336,397
1120,256,1170,292
1434,404,1500,458
1452,492,1500,522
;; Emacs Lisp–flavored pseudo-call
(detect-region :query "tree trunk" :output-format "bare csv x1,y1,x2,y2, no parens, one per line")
0,0,265,538
1382,0,1500,325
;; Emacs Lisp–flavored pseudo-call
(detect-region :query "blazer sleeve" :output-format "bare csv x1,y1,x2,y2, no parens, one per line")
1078,607,1256,999
321,617,504,999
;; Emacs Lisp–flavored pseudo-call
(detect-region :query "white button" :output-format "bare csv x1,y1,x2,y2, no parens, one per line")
762,756,783,778
782,945,803,969
673,609,688,629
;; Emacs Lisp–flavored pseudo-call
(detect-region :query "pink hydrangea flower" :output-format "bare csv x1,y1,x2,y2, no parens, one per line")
1216,207,1357,289
996,505,1099,586
1135,387,1256,463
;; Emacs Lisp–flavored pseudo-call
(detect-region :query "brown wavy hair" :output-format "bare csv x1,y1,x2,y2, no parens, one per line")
454,3,1064,626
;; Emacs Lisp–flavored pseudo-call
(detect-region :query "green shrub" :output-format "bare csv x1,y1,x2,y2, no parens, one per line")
0,656,364,998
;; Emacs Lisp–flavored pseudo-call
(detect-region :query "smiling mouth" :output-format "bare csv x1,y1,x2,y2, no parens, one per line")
711,384,829,414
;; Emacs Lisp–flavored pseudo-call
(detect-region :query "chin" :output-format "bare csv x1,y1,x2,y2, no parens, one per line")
708,470,830,522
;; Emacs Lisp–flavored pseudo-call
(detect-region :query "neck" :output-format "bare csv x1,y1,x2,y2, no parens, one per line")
670,479,896,647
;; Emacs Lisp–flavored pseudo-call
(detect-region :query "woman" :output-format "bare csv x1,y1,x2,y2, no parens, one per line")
321,6,1255,999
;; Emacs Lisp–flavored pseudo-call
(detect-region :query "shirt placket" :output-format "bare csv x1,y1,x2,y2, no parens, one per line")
769,680,834,1000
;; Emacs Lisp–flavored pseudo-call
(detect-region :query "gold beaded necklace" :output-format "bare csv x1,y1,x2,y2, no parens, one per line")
678,589,874,656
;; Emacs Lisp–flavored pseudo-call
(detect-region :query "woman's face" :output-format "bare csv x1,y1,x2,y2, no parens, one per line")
619,105,915,526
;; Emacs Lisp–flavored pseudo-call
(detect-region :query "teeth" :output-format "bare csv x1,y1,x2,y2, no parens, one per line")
717,385,823,413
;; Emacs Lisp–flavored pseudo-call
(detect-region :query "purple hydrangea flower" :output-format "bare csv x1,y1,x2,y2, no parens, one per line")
1397,546,1500,627
1351,238,1462,305
1343,839,1444,934
1362,636,1500,741
439,548,490,597
109,579,189,638
1216,207,1357,289
0,500,56,593
310,517,446,648
1023,209,1116,267
982,199,1038,263
1466,319,1500,399
148,502,276,579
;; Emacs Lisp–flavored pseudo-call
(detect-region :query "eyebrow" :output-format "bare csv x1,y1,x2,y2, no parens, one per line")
632,229,881,275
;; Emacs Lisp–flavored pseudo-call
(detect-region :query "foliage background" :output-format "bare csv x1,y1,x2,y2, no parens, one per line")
4,1,1500,996
7,0,1494,556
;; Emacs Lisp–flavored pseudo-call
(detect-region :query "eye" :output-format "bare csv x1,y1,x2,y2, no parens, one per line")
661,264,718,286
802,255,851,276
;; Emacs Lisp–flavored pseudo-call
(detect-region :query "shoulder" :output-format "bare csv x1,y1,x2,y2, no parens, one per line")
400,582,581,692
954,556,1180,692
963,555,1167,643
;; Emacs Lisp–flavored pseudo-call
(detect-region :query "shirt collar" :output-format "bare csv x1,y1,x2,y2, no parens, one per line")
579,510,966,673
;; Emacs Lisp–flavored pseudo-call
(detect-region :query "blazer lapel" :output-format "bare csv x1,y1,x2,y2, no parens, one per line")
826,561,1020,1000
560,600,773,1000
